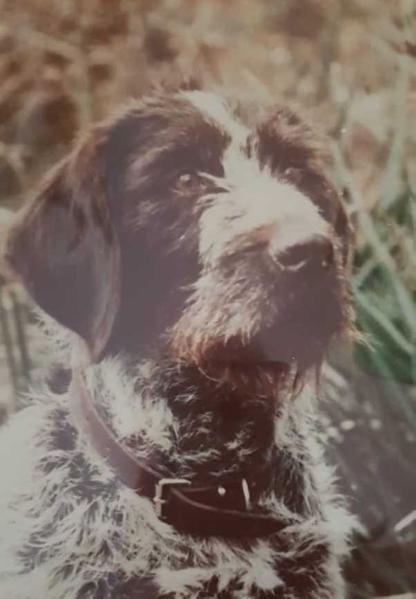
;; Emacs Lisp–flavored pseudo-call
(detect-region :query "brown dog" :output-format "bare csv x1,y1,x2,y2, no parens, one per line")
0,90,355,598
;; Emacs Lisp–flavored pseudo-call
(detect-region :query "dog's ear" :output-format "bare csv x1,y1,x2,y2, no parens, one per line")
4,127,120,361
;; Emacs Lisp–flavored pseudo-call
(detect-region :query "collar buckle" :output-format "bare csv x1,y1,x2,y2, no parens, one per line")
153,478,191,520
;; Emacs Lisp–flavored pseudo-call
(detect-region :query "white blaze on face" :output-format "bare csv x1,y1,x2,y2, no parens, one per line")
171,92,345,359
182,90,249,145
182,90,329,270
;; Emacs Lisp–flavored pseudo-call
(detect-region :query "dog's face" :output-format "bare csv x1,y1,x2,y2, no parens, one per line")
5,91,352,382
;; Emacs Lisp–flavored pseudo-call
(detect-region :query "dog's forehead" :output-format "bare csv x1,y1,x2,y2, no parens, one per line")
180,91,249,147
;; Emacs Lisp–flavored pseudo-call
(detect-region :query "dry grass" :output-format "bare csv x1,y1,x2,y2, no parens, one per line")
0,0,415,209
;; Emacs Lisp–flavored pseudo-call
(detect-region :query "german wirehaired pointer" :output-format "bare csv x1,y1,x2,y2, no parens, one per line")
0,90,356,598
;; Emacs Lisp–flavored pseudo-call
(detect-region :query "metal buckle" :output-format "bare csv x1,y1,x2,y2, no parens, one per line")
153,478,191,520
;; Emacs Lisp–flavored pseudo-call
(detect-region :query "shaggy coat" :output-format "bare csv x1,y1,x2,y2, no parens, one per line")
0,90,355,598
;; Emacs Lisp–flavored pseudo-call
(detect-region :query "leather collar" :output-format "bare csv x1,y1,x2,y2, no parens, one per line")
69,371,288,539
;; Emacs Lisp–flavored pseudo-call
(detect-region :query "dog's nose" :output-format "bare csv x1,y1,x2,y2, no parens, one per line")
277,235,334,273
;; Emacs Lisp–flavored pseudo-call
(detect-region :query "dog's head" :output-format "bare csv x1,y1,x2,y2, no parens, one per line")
5,91,353,382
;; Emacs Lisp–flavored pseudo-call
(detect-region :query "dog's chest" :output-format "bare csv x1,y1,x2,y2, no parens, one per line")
114,366,308,514
169,393,275,480
0,368,343,599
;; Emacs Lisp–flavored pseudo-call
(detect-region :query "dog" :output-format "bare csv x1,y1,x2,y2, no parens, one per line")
0,89,356,598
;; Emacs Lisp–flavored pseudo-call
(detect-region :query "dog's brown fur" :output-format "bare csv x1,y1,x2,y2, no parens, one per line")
1,90,355,598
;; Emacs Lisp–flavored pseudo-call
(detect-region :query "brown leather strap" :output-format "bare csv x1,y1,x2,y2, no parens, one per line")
69,371,288,538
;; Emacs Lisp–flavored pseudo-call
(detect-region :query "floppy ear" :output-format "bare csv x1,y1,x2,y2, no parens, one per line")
4,128,120,361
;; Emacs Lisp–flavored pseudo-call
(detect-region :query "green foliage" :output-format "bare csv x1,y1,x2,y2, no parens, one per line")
353,187,416,384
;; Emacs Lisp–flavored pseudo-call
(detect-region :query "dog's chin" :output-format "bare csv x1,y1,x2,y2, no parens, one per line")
249,319,337,371
169,290,345,395
175,333,306,398
192,303,341,369
252,291,344,369
195,355,292,399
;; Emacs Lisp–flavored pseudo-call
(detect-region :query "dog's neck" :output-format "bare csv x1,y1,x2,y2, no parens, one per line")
83,356,308,510
157,361,278,489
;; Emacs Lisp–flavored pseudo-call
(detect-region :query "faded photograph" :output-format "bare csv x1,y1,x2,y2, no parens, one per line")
0,2,415,598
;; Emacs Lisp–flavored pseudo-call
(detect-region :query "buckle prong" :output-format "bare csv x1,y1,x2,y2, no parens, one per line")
242,478,251,511
153,478,190,519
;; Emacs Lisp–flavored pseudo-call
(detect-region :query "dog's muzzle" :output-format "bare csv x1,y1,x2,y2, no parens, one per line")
70,372,291,538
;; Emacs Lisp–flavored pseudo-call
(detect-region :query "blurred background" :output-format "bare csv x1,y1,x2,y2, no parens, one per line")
0,1,415,597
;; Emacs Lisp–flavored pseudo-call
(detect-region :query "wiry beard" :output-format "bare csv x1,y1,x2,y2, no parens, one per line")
169,261,353,382
149,352,302,409
170,269,274,363
167,325,305,404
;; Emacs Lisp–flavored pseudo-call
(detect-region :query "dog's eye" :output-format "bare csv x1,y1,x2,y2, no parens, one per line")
175,172,205,194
